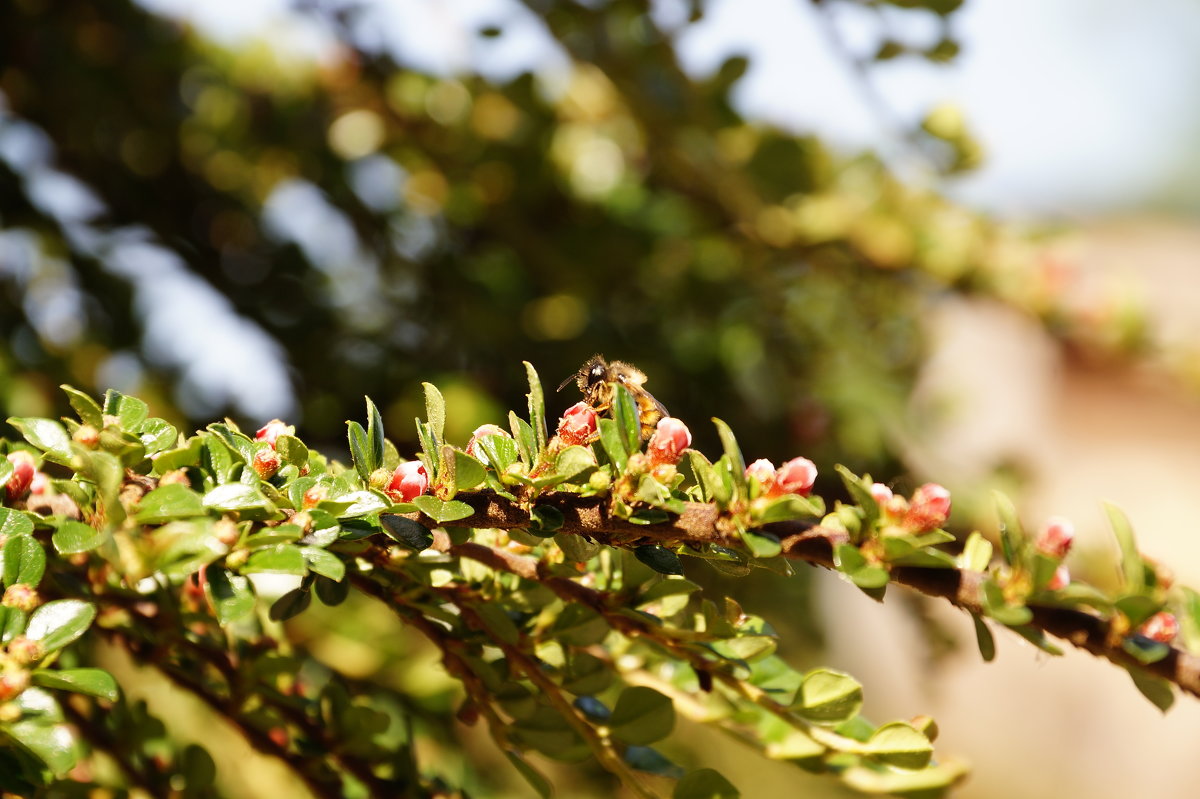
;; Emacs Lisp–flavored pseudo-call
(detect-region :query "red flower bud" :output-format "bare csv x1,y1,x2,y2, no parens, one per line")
252,448,281,480
1138,611,1179,644
556,402,598,447
1046,564,1070,591
4,452,36,503
773,457,817,497
904,483,952,532
387,461,429,502
869,482,894,504
255,420,294,448
646,417,691,467
0,670,30,702
1035,516,1074,559
745,459,777,494
465,424,509,459
73,424,100,448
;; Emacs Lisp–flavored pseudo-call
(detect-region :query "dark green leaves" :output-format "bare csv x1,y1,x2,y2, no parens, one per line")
674,769,739,799
380,514,434,551
204,566,256,624
524,361,547,456
635,545,683,576
412,495,474,524
609,686,675,745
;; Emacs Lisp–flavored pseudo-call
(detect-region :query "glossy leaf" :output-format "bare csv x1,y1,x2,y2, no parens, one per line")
380,514,434,551
204,565,256,624
6,720,78,776
453,449,487,491
740,531,781,559
635,545,683,576
61,385,103,428
50,521,105,555
862,721,934,769
269,588,312,621
3,536,46,588
138,417,178,454
31,668,118,702
422,383,446,450
6,418,71,466
612,383,640,457
971,613,996,662
597,418,628,473
412,495,474,524
0,509,34,540
300,546,346,582
26,600,96,652
244,545,307,575
1105,502,1144,593
136,483,205,523
347,420,374,480
202,483,273,514
524,361,547,455
103,389,148,430
364,395,386,475
275,434,309,467
711,418,747,496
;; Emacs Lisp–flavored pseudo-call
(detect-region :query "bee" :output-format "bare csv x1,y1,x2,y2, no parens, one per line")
558,354,669,440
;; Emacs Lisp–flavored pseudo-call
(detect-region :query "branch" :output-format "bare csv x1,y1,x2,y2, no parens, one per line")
395,491,1200,701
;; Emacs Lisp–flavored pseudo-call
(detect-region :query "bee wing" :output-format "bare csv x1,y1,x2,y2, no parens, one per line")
649,393,670,420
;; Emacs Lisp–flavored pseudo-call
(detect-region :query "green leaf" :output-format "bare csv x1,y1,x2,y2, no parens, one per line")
971,613,996,662
754,495,822,524
740,531,781,559
314,575,350,606
204,566,256,624
862,721,934,769
476,603,520,645
508,411,536,469
152,435,204,474
346,420,374,480
1105,502,1144,592
711,418,746,497
202,483,274,515
609,686,675,745
50,521,105,555
553,445,596,482
992,491,1023,566
529,505,564,536
137,417,178,454
0,459,11,491
835,465,880,528
833,544,889,591
960,531,993,572
842,760,969,794
380,514,434,551
275,434,309,467
505,750,552,799
0,508,34,539
555,533,600,563
635,545,683,576
269,588,312,621
62,386,103,428
673,768,740,799
453,449,486,491
3,536,46,587
6,418,72,466
31,668,118,702
6,719,78,776
422,383,446,451
686,450,721,503
300,547,345,582
562,651,613,695
103,389,148,430
524,361,547,455
1114,594,1161,629
623,746,684,778
794,669,863,724
1128,667,1175,713
980,580,1033,626
612,383,640,456
26,600,96,653
364,395,386,476
597,418,628,473
136,484,205,524
244,546,307,575
412,495,474,524
1122,635,1170,665
477,434,518,472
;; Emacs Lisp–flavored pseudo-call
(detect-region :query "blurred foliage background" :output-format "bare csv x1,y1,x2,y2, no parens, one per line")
5,1,1200,796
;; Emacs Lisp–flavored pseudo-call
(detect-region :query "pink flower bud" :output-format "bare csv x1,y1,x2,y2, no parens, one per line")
2,584,40,613
1035,516,1074,559
28,471,50,496
466,424,509,459
1046,564,1070,591
0,670,30,702
904,483,952,532
4,452,36,503
255,420,294,448
252,448,281,479
869,482,894,504
72,424,99,448
745,459,777,494
556,402,598,447
387,461,430,502
6,636,43,666
646,417,691,466
1138,612,1179,644
773,457,817,497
